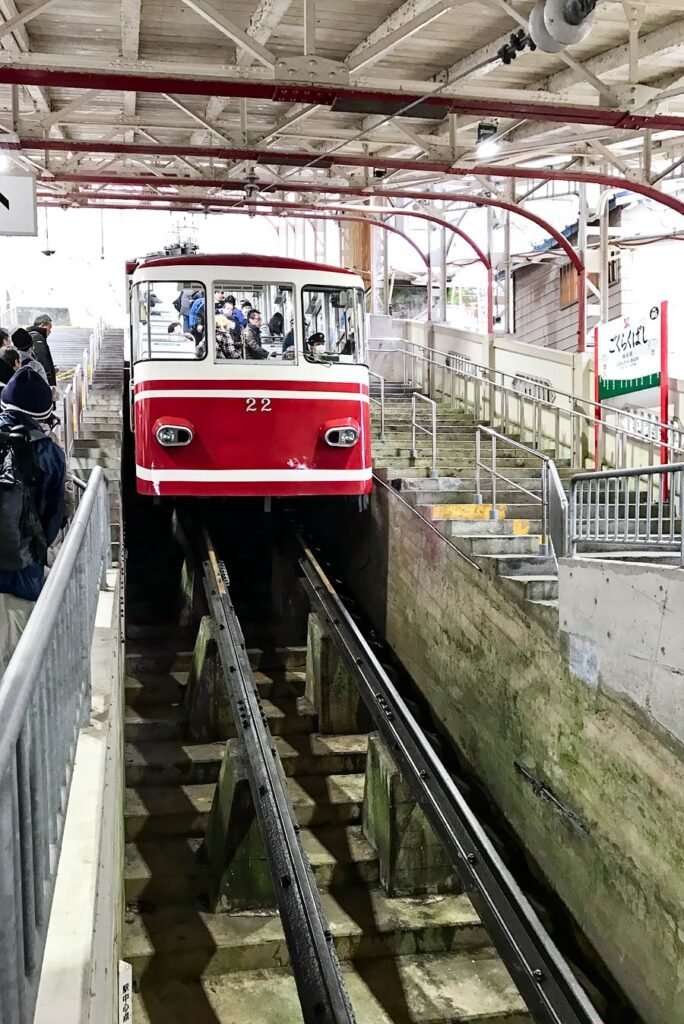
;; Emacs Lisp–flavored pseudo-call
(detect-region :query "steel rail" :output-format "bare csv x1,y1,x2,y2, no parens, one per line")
201,533,356,1024
298,541,604,1024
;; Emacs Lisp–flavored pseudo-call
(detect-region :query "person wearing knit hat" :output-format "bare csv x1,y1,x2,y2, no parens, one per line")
0,366,66,672
11,328,49,385
0,365,54,421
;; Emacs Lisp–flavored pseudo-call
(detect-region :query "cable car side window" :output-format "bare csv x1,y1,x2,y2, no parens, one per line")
301,286,366,365
213,281,296,363
132,280,207,361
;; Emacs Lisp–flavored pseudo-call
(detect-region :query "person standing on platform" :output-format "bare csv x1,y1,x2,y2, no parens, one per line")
0,367,66,674
11,328,49,384
29,314,58,389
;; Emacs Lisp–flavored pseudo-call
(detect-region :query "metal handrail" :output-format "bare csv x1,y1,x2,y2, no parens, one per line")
570,462,684,564
411,392,438,478
397,337,683,450
474,426,569,560
384,338,684,470
0,467,110,1022
368,370,385,442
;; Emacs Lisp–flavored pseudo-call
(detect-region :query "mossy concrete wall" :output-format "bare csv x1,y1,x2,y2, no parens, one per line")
344,487,684,1024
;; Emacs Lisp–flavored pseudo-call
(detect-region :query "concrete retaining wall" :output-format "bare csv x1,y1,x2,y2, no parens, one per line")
344,489,684,1024
560,556,684,748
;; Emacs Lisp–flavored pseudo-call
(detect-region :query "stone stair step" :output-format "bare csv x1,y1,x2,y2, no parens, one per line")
131,951,530,1023
431,517,543,537
478,553,556,577
124,825,379,903
124,889,487,981
126,646,194,675
125,734,369,787
459,535,545,556
124,695,316,741
500,576,559,602
125,668,306,709
124,773,366,839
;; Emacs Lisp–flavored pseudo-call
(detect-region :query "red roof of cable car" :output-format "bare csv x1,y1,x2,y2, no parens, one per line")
138,253,357,275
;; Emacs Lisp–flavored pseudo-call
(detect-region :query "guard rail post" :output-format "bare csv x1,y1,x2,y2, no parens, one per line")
490,432,498,519
369,371,385,442
475,428,482,505
540,462,550,555
680,478,684,568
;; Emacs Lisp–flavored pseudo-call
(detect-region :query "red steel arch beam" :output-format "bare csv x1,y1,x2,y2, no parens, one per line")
44,185,577,335
35,194,433,313
11,137,684,217
276,211,433,316
41,186,495,327
4,65,684,133
247,198,494,332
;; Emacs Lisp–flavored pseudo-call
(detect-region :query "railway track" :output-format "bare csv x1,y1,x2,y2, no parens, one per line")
121,498,606,1024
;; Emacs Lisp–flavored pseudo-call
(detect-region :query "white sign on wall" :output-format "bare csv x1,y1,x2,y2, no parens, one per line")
0,174,37,236
596,302,664,407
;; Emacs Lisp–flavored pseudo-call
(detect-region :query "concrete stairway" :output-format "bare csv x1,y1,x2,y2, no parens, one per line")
123,635,530,1023
371,384,564,620
69,327,124,558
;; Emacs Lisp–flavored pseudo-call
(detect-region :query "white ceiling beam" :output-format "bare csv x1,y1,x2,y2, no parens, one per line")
304,0,316,56
206,0,293,117
544,17,684,95
347,0,455,73
588,138,632,177
236,0,292,66
442,29,512,82
0,0,66,138
0,0,61,41
163,93,235,145
40,88,102,128
138,127,201,177
394,120,431,154
181,0,276,67
488,0,619,104
121,0,142,58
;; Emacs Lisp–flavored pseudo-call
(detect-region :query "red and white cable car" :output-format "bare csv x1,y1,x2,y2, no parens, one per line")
128,253,372,498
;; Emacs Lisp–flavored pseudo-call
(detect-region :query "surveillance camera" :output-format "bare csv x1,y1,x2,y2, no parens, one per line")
41,248,55,256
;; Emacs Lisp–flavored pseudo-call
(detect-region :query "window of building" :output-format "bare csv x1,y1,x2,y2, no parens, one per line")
301,286,366,364
214,282,295,362
132,280,206,361
559,255,620,309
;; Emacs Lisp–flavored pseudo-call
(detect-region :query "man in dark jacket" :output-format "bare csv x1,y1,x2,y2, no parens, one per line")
0,367,66,672
242,310,268,360
29,314,58,388
12,328,48,383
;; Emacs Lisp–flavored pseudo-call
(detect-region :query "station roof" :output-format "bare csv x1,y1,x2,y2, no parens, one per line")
1,0,684,218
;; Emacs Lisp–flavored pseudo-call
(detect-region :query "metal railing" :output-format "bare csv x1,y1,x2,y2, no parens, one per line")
411,392,438,478
368,370,385,442
475,427,569,560
375,339,684,473
570,463,684,564
0,467,110,1023
58,319,105,458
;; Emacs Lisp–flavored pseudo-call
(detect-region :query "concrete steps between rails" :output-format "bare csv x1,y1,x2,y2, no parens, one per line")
131,951,530,1023
124,888,492,982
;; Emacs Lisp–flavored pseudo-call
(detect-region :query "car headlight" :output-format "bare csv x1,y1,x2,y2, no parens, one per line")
325,426,359,447
156,424,193,447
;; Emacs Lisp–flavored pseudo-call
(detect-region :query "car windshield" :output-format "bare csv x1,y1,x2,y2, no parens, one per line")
301,286,366,365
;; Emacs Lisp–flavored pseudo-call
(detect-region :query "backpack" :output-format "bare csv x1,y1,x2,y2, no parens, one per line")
0,426,47,571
